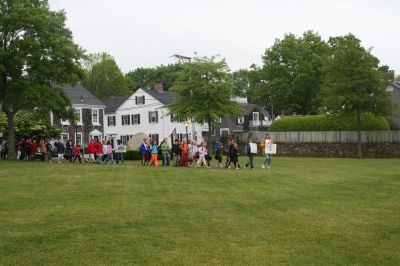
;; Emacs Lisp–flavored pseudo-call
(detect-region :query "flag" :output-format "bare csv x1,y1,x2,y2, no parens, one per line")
171,128,177,139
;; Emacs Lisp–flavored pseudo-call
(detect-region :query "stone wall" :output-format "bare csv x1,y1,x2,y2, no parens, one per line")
275,142,400,158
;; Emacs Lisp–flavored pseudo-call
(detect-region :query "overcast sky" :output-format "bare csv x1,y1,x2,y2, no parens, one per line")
48,0,399,75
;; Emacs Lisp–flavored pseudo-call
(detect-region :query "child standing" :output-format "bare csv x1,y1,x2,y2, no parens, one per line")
215,145,223,168
180,139,188,166
228,141,239,169
172,139,181,167
115,140,126,164
149,140,159,166
262,133,273,169
197,142,209,168
160,138,170,167
72,142,82,163
87,140,96,163
139,138,150,166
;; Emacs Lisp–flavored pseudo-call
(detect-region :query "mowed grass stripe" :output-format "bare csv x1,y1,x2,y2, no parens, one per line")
0,157,399,265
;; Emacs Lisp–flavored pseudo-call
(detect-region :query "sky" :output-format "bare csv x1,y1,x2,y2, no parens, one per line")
48,0,400,75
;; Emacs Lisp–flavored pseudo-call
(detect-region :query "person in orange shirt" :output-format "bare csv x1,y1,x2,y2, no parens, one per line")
149,139,159,166
180,139,188,166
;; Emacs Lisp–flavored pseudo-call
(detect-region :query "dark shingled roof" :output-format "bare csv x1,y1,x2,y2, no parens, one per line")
54,83,105,106
102,96,130,114
143,88,176,104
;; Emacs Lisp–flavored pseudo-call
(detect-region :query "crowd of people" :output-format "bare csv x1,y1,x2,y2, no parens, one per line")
139,133,273,169
0,133,274,169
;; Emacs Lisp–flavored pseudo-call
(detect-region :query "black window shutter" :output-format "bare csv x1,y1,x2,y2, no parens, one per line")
113,116,116,126
148,112,151,123
121,115,125,126
107,116,110,126
142,96,145,104
155,111,158,123
128,115,131,125
131,114,134,124
138,114,140,124
135,96,138,105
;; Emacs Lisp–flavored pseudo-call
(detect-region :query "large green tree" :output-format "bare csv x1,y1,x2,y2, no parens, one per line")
168,56,243,153
0,0,84,158
322,34,393,158
82,52,129,98
126,63,183,92
255,31,328,116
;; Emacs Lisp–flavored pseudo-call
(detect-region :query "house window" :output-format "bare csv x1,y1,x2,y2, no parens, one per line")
75,133,82,146
171,114,185,123
149,111,158,123
121,115,130,126
221,129,229,136
253,112,260,121
61,133,69,141
107,116,116,127
237,116,245,124
149,134,159,145
74,108,82,124
121,135,128,145
135,96,145,105
61,118,70,125
92,109,99,124
132,114,140,125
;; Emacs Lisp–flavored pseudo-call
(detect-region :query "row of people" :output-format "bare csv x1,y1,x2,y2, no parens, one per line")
138,133,273,169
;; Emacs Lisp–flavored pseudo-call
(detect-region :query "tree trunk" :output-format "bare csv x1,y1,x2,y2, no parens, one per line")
356,109,362,159
4,107,16,160
207,116,213,155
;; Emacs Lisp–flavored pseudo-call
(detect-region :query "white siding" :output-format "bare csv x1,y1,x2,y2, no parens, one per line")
104,89,208,144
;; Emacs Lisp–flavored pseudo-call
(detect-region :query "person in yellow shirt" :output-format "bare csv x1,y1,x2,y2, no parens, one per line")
260,137,266,157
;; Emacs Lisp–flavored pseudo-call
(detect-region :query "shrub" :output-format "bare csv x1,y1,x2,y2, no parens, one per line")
269,113,390,132
113,149,163,160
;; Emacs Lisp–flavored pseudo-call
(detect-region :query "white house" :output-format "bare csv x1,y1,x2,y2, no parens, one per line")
102,82,208,146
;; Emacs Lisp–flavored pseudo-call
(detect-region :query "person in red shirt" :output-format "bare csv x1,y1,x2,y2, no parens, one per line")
180,139,189,166
95,140,103,163
72,142,82,163
87,140,95,163
31,139,38,154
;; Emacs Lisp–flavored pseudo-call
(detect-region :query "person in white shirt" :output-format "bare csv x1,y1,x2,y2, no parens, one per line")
197,141,209,168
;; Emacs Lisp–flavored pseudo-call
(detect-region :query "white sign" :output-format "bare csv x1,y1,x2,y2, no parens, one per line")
265,144,277,154
250,143,258,154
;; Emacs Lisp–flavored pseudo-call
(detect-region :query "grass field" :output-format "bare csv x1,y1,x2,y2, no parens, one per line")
0,157,399,265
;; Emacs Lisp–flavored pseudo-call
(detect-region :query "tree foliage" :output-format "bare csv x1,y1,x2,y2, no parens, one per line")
82,52,129,98
254,31,328,115
168,56,244,152
0,0,84,158
322,34,393,157
126,64,183,92
0,111,61,140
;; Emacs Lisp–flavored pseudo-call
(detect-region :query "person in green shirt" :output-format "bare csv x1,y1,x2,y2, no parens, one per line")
160,138,170,167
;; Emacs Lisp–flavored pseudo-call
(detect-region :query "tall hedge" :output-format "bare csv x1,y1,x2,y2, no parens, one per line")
268,113,390,132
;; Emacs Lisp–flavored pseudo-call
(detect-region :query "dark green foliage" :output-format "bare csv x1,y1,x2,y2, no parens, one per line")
269,113,390,132
168,55,244,153
82,52,130,98
253,31,328,115
0,111,61,140
126,64,183,92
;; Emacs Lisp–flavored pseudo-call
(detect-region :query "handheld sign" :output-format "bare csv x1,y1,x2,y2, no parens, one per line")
265,144,277,154
250,143,258,154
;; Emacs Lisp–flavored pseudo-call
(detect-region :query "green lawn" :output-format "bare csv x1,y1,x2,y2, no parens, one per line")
0,157,399,265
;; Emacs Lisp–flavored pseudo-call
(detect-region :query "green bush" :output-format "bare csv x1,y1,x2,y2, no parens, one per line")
113,150,163,160
269,113,390,132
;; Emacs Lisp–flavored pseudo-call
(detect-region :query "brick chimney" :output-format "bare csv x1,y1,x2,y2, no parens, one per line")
388,70,395,81
154,80,163,93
